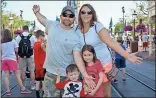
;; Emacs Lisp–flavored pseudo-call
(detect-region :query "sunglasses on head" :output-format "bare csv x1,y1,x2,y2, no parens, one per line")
80,11,93,15
62,13,75,18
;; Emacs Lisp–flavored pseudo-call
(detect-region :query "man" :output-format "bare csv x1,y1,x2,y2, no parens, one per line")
142,33,149,52
32,5,95,97
15,26,36,90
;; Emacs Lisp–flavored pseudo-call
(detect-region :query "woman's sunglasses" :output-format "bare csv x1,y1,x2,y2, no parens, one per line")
62,13,75,18
80,11,93,15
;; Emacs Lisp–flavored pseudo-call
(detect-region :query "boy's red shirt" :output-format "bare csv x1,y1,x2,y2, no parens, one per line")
34,41,46,67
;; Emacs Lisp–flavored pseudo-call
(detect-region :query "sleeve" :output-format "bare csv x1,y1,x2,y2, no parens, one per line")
96,60,104,73
95,21,104,34
73,34,81,51
13,39,19,48
122,45,126,50
55,81,68,89
44,19,55,30
80,88,86,97
15,35,21,44
73,43,81,51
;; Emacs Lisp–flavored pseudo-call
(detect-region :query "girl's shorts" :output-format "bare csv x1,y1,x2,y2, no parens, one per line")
1,60,18,71
102,61,113,82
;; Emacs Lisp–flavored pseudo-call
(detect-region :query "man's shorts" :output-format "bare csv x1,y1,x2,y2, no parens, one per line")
18,57,35,72
43,71,66,97
143,42,148,47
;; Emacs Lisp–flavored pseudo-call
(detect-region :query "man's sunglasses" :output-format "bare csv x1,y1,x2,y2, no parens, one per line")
80,11,93,15
62,13,75,18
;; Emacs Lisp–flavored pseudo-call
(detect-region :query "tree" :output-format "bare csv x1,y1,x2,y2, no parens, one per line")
2,11,30,30
114,23,123,35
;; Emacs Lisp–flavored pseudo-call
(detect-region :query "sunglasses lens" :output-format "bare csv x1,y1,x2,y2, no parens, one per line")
87,11,92,15
81,11,92,15
80,11,86,15
62,13,67,17
62,13,74,18
69,14,75,18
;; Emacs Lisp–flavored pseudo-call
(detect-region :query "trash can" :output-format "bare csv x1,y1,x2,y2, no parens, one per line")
130,41,138,53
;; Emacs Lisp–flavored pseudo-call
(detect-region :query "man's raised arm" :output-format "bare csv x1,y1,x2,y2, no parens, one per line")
32,5,47,26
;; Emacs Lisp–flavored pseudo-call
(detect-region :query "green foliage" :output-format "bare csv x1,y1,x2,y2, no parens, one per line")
2,11,31,30
114,23,123,34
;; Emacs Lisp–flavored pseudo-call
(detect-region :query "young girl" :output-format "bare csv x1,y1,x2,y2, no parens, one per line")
33,30,46,98
1,29,32,96
81,44,104,97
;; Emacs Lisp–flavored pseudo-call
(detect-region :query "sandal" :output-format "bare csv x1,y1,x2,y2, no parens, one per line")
21,89,32,94
6,91,12,96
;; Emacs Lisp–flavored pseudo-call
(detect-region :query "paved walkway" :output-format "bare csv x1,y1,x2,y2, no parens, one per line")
126,46,155,60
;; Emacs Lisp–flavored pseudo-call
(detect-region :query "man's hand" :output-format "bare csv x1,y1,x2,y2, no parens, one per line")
32,5,40,14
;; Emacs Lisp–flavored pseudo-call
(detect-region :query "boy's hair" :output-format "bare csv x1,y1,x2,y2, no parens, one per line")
81,44,97,64
117,37,123,44
35,30,45,38
22,25,29,31
1,29,12,43
66,64,79,74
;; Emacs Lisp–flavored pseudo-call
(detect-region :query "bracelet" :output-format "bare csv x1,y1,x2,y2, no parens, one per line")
35,11,39,15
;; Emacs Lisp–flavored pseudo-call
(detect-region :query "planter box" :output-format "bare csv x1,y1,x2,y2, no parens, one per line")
130,41,138,53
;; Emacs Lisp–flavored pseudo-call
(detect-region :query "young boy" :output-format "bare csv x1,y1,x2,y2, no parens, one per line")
55,64,87,97
34,30,46,98
114,38,126,83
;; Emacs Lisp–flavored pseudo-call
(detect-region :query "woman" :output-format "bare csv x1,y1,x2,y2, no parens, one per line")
76,4,142,97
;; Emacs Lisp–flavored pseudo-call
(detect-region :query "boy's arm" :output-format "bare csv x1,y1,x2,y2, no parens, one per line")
41,42,46,52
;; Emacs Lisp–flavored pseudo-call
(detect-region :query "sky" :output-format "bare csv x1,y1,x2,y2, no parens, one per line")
3,1,137,31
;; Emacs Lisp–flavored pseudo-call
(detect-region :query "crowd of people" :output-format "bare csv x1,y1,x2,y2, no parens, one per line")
1,3,143,98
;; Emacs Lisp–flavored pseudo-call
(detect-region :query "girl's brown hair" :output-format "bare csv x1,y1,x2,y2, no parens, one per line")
78,4,97,30
82,44,97,66
1,29,13,43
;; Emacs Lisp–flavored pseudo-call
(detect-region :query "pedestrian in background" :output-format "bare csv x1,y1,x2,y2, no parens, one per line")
1,29,32,96
33,30,46,98
113,38,127,83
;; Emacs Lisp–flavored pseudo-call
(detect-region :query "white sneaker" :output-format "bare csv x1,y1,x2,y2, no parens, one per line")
31,86,36,90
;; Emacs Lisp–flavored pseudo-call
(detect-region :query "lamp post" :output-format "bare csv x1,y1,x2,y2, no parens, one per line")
122,6,125,33
20,10,23,29
132,10,137,40
131,10,138,53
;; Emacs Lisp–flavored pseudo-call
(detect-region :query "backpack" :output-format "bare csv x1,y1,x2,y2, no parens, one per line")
18,34,33,58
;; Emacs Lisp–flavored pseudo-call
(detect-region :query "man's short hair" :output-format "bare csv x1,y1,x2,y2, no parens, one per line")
22,25,29,31
35,30,45,38
66,64,79,74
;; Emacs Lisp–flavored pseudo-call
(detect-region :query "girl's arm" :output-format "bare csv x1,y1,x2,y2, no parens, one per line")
93,72,104,93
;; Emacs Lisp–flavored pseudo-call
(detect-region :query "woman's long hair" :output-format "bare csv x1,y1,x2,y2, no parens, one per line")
81,44,97,66
78,4,97,30
1,29,13,43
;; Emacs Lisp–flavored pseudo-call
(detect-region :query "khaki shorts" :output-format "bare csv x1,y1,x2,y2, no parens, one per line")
18,57,35,72
43,72,66,97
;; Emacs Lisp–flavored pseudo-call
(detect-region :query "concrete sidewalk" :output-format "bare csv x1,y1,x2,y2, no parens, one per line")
126,46,155,60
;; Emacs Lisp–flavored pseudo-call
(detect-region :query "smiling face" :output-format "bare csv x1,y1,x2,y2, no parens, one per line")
80,6,93,24
67,70,80,82
60,10,75,26
82,50,94,64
